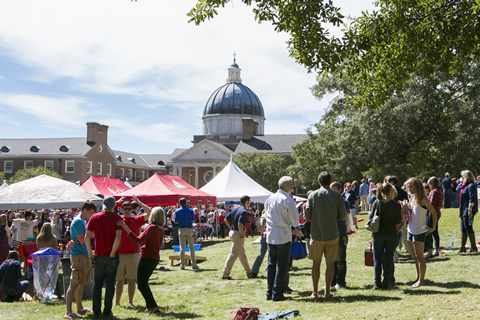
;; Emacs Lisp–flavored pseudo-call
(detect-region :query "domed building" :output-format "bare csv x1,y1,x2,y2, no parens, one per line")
201,60,265,143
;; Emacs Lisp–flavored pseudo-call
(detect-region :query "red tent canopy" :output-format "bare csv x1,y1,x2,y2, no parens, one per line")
114,174,216,207
80,176,129,196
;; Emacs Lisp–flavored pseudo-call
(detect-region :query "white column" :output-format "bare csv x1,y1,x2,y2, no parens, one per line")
172,166,177,176
194,165,199,189
178,166,182,179
212,165,217,178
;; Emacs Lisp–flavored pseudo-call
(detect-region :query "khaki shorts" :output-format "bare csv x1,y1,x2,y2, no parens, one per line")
116,253,139,281
70,254,92,286
308,238,340,263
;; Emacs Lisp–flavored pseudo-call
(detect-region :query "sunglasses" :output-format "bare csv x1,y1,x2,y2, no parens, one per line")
123,207,133,210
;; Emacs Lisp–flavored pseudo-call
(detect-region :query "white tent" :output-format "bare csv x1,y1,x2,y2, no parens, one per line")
0,175,103,210
0,181,8,191
200,160,273,203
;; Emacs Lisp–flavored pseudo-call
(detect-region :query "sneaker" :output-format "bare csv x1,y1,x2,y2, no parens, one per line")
192,265,199,269
64,313,82,319
332,284,343,291
248,272,257,279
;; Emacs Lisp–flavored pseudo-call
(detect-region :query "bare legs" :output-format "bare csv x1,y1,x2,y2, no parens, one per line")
311,261,335,298
115,279,136,306
408,240,426,286
66,284,85,316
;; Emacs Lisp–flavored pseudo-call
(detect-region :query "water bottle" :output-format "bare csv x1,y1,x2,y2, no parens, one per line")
469,216,473,226
452,238,455,247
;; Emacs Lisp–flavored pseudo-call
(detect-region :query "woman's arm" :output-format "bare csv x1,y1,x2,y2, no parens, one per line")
368,201,377,220
5,225,10,238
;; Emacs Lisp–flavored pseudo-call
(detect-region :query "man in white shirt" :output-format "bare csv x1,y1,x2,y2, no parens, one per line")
264,176,299,301
11,210,39,266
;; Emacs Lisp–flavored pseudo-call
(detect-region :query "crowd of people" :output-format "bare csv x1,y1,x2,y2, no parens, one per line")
0,169,478,315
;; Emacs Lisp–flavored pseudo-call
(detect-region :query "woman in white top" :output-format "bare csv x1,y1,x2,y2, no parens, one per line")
405,178,437,288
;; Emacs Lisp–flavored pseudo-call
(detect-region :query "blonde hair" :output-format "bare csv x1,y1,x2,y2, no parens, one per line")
428,176,440,189
406,177,426,205
461,170,475,185
150,207,165,227
37,222,55,243
0,214,6,225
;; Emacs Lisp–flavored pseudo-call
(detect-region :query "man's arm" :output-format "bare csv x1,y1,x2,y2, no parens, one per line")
85,230,94,261
288,201,299,228
132,195,152,221
238,223,245,238
110,229,122,258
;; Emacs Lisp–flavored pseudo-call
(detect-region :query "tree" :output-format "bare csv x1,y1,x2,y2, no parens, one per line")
231,152,288,193
8,166,63,184
188,0,480,108
290,61,480,186
0,171,5,183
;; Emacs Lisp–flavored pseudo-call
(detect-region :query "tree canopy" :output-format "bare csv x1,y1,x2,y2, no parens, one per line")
8,166,63,184
189,0,480,108
230,152,288,192
289,61,480,188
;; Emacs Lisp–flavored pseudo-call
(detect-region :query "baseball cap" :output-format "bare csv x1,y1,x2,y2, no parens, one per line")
346,183,352,188
102,195,116,210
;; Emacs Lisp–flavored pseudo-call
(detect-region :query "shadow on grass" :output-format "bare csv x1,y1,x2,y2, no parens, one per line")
432,281,480,289
195,239,227,249
161,311,202,319
403,289,461,295
149,281,166,286
296,291,402,303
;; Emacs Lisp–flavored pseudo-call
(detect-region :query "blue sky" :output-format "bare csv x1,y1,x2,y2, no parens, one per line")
0,0,374,155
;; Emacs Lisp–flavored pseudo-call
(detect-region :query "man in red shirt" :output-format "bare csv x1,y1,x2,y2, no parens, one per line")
85,196,122,319
114,196,151,308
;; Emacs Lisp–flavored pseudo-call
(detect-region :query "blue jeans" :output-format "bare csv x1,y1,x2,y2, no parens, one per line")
137,258,159,309
332,235,348,287
373,234,397,286
266,242,291,300
251,237,267,275
172,225,179,245
3,281,29,302
93,255,119,316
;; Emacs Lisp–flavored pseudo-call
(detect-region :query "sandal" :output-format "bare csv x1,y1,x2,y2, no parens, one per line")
407,279,419,286
64,313,82,319
77,308,92,315
309,292,318,299
411,283,423,288
127,303,136,309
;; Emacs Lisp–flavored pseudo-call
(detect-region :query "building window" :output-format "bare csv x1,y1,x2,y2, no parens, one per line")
204,171,213,183
120,168,124,178
4,161,13,173
87,161,92,174
24,161,33,169
128,169,132,179
141,171,145,181
45,160,54,171
65,160,75,173
107,164,112,176
97,163,102,175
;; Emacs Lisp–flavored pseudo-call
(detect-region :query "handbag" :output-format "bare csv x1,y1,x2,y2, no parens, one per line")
365,200,381,233
290,239,307,259
233,307,260,320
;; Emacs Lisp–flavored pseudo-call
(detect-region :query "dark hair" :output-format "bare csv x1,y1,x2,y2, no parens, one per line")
240,195,251,206
318,171,332,186
7,250,19,261
386,176,398,186
132,202,140,210
122,201,133,208
24,211,33,219
81,200,97,213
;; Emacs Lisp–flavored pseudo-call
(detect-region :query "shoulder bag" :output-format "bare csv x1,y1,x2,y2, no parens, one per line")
365,200,381,233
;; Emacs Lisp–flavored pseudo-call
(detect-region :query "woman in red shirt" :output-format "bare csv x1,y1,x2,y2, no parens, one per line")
117,207,165,314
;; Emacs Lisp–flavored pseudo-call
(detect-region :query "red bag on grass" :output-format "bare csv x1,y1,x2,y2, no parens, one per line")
233,307,260,320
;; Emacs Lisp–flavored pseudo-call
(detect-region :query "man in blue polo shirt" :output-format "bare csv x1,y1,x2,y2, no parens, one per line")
222,195,252,280
441,173,453,208
343,183,359,229
359,179,370,212
173,198,198,270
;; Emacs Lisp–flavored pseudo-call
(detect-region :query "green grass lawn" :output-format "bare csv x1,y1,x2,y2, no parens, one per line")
2,209,480,319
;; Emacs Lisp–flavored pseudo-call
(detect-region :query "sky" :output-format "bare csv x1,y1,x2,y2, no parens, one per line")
0,0,375,155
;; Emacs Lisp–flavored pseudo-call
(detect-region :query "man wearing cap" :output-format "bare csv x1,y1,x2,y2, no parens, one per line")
441,173,453,208
222,195,252,280
173,198,198,270
85,196,122,319
114,196,152,308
